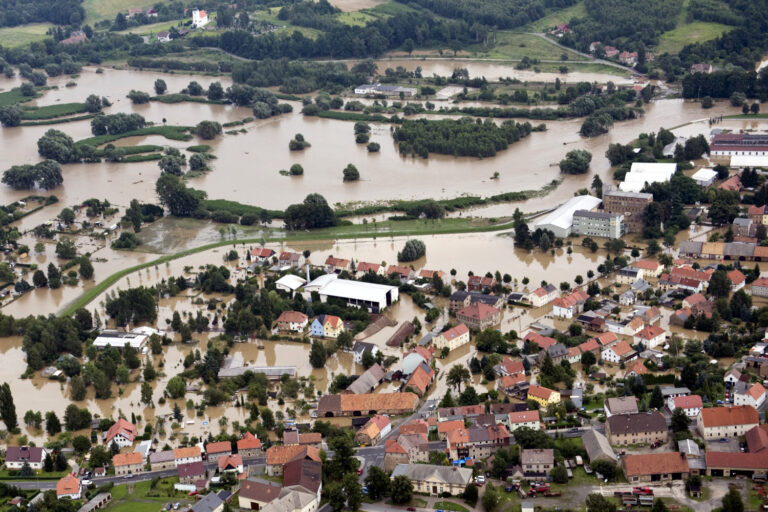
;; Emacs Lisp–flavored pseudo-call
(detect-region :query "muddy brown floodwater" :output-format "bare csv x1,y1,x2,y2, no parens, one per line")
0,64,751,440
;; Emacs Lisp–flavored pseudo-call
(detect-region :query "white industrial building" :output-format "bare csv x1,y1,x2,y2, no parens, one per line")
533,195,602,238
691,168,717,187
730,155,768,168
92,326,163,350
304,273,398,313
275,274,306,293
619,162,677,193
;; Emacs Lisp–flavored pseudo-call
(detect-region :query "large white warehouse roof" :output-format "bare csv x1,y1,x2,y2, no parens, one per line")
619,162,677,193
534,195,602,233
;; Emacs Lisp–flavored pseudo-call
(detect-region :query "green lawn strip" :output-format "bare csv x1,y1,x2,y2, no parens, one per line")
315,110,394,122
386,498,428,508
0,469,72,480
120,153,162,163
433,501,470,512
59,216,517,316
75,126,193,147
187,144,211,153
0,23,53,48
470,31,588,61
20,114,97,126
21,102,89,119
222,117,254,128
724,114,768,119
151,93,227,105
0,87,41,107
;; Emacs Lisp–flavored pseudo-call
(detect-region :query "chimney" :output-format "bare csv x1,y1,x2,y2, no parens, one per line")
305,264,310,284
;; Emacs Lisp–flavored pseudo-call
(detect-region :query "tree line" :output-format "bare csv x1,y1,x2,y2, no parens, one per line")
393,117,534,158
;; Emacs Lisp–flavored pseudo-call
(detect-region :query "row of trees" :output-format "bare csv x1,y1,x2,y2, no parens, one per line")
2,160,63,190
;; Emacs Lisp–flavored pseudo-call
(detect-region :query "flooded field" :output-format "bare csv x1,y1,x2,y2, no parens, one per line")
0,67,742,219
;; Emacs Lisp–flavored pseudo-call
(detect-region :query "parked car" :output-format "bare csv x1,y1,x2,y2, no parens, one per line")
720,438,729,443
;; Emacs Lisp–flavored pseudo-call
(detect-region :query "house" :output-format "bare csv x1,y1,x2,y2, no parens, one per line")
661,387,691,399
112,452,144,476
529,284,558,307
384,434,429,471
355,415,392,445
250,248,275,262
734,382,766,408
456,302,501,331
174,446,203,466
601,340,636,364
617,267,641,285
105,418,137,448
282,431,322,448
4,446,47,470
619,290,635,306
527,385,560,407
205,441,232,463
625,317,645,336
347,363,386,394
265,445,321,476
467,275,496,292
604,396,638,417
191,8,209,28
352,341,378,365
403,361,434,396
634,325,666,349
521,449,554,478
623,452,689,483
634,260,662,279
581,430,616,463
278,251,304,268
156,31,171,43
177,461,205,484
310,314,344,338
399,419,428,436
387,265,413,282
566,347,581,364
283,459,322,502
494,357,525,377
638,306,662,325
578,338,601,356
690,63,713,74
446,424,510,461
149,450,176,471
238,480,282,511
605,412,667,446
432,323,470,352
356,261,383,277
683,293,708,310
745,424,768,453
697,405,759,440
752,277,768,297
507,410,541,432
705,452,768,478
724,368,744,384
524,331,557,351
625,359,648,377
391,464,473,496
552,289,589,319
419,269,444,280
548,343,568,364
437,420,465,441
325,256,351,273
437,405,484,422
670,307,693,327
56,473,82,500
237,433,262,457
275,311,308,333
218,454,243,475
190,493,224,512
668,395,703,418
727,269,747,291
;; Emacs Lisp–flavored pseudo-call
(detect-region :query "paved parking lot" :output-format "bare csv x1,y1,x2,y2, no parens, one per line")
706,437,741,453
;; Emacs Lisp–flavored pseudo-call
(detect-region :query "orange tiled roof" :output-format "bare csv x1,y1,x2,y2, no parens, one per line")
508,410,540,424
634,260,660,271
623,452,689,477
609,340,634,356
501,374,527,388
218,454,243,471
237,433,262,451
385,439,407,454
438,419,465,433
701,405,759,427
528,384,556,400
206,441,232,454
626,360,648,375
174,446,201,459
56,474,80,496
457,302,500,321
113,452,142,467
266,445,320,466
748,383,766,401
636,325,664,340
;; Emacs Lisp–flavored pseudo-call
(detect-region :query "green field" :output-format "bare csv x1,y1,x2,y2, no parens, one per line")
22,103,88,120
337,11,378,26
471,31,587,61
524,1,587,32
116,19,187,37
0,87,40,107
656,20,732,54
83,0,158,22
76,126,193,147
0,23,53,48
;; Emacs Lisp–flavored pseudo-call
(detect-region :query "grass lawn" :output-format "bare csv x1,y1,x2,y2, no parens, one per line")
83,0,157,22
116,19,187,37
470,32,587,61
386,497,428,508
21,102,88,120
524,1,587,33
106,479,186,512
656,21,732,55
0,87,40,107
582,394,605,410
75,126,193,147
433,501,470,512
337,11,378,26
0,23,53,48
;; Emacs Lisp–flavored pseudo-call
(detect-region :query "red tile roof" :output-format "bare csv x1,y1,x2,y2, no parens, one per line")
674,395,703,409
399,420,428,436
700,405,759,427
174,446,201,460
524,331,556,350
250,248,274,258
105,418,137,445
357,262,380,273
499,358,524,375
727,269,746,285
636,325,665,340
266,445,320,466
608,340,634,357
745,425,768,453
325,256,350,267
634,260,660,271
441,323,469,342
438,419,465,434
705,451,768,470
405,363,434,395
595,332,618,346
206,441,232,455
113,452,142,467
276,311,308,324
508,410,540,424
457,302,499,321
748,383,766,401
237,433,261,451
623,452,689,477
218,453,243,471
500,374,527,388
626,360,648,376
528,385,556,401
56,474,80,496
385,439,407,454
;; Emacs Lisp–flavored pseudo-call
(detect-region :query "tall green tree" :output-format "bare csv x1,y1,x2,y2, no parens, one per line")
649,386,664,409
0,382,17,430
